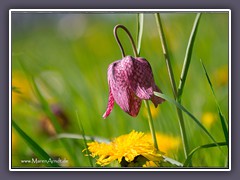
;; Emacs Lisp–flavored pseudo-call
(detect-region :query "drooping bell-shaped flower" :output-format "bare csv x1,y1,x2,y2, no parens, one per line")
103,55,165,118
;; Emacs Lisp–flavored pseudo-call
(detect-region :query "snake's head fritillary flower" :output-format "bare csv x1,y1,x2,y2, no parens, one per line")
103,56,165,118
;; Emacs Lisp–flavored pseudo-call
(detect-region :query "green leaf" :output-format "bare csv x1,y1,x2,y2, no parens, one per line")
155,13,178,97
136,13,144,56
12,120,60,167
177,13,201,101
154,92,222,152
183,142,227,167
200,59,229,145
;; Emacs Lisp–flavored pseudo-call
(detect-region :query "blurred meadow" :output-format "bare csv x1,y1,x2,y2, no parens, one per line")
11,11,229,168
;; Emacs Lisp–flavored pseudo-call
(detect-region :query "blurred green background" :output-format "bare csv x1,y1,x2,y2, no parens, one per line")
11,12,229,168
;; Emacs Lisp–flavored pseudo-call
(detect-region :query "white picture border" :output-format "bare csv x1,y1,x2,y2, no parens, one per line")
9,9,231,171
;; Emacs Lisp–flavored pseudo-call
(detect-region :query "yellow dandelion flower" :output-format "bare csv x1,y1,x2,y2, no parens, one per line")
145,133,181,156
143,161,158,167
87,141,115,166
87,130,163,167
12,71,32,106
201,112,217,129
143,103,160,119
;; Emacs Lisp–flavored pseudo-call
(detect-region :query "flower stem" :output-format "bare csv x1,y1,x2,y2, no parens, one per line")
155,13,189,158
144,100,159,151
113,24,138,58
135,15,160,153
113,22,160,153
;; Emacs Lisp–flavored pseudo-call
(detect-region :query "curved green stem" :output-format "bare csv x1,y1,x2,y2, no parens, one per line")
113,24,138,58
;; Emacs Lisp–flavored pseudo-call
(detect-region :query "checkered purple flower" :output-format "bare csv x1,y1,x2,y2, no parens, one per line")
103,56,165,118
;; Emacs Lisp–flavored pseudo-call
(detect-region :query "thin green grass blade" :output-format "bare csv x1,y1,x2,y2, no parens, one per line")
200,59,228,145
154,92,222,151
177,13,201,102
183,142,227,167
218,111,228,144
76,111,93,167
136,13,144,56
155,13,178,98
12,120,60,167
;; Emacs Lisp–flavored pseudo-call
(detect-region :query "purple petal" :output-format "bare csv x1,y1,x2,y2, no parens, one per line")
127,90,142,117
102,86,115,119
108,58,141,116
150,84,165,107
128,56,165,106
132,57,154,99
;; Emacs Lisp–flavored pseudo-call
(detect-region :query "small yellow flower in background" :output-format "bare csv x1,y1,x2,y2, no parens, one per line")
12,130,18,152
143,103,160,119
146,133,181,156
12,71,32,106
213,65,228,87
87,130,163,167
201,112,217,129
